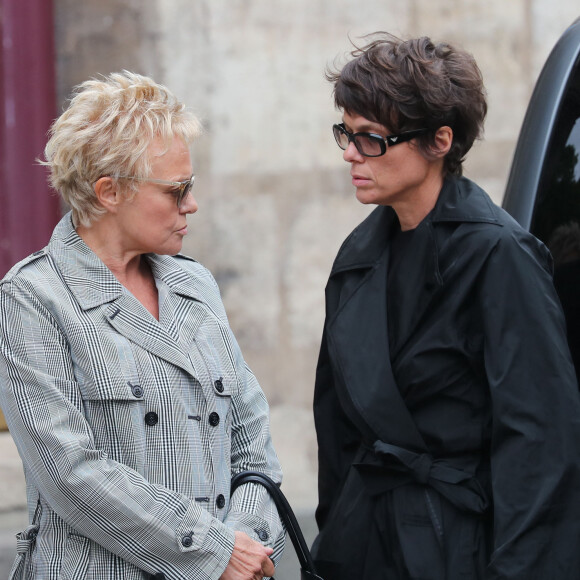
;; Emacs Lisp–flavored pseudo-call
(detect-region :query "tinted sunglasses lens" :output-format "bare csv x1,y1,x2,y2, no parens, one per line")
333,125,349,150
355,135,384,157
177,177,195,206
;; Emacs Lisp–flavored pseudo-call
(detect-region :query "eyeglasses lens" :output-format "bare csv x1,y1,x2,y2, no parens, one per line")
177,177,195,207
333,125,348,150
333,125,384,157
356,136,383,157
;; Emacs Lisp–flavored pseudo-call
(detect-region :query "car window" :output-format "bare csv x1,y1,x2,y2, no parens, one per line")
530,68,580,243
530,59,580,378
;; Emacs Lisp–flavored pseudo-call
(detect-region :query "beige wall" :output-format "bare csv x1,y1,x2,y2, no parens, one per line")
52,0,579,507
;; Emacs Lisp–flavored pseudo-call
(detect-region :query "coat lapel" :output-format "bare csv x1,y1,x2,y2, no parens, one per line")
389,178,500,362
47,214,206,377
325,177,501,449
102,295,196,376
327,247,428,451
326,206,428,451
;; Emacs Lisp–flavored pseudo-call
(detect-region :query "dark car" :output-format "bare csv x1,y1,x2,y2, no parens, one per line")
503,17,580,379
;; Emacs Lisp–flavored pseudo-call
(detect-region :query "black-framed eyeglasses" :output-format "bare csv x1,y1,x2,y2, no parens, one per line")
332,123,429,157
114,175,195,207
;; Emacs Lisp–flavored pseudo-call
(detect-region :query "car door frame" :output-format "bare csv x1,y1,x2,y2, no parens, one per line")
502,18,580,228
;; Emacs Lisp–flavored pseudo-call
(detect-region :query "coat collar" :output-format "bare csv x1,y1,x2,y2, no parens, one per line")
47,212,204,311
324,176,502,449
47,213,209,376
331,176,500,275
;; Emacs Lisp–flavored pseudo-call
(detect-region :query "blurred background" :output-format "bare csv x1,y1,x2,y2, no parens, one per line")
1,0,579,576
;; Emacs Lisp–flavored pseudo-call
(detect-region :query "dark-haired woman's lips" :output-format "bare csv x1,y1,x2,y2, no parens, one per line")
351,173,371,187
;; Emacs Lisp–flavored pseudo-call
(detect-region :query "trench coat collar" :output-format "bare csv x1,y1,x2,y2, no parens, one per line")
324,176,501,450
47,213,206,375
330,176,500,276
48,212,204,311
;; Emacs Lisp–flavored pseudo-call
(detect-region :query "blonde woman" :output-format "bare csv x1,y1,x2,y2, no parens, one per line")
0,72,282,580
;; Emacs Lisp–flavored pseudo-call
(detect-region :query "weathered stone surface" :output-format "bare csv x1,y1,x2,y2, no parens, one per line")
269,405,319,510
0,434,26,512
54,0,162,106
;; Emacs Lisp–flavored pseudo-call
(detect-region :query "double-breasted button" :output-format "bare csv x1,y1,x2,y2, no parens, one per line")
216,494,225,509
208,412,220,427
181,534,193,548
144,412,158,426
129,382,143,398
256,529,269,542
214,378,224,393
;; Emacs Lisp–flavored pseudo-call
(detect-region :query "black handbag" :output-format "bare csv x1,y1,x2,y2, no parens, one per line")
231,471,324,580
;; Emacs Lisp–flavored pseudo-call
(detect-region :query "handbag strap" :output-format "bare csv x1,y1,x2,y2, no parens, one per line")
231,471,322,579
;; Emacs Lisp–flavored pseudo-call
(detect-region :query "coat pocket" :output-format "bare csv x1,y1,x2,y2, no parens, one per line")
58,533,91,580
8,525,39,580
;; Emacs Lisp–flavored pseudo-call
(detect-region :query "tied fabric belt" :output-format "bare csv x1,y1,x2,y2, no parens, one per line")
355,440,490,515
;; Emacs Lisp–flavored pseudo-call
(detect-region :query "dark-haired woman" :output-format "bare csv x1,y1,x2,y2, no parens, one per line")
312,34,580,579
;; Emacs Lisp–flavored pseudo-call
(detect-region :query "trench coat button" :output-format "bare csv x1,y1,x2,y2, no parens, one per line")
208,412,220,427
144,412,158,426
214,378,224,393
181,534,193,548
256,529,269,542
216,494,225,509
129,383,143,398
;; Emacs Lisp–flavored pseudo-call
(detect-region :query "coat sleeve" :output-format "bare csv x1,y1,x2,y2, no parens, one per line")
479,228,580,579
0,275,234,580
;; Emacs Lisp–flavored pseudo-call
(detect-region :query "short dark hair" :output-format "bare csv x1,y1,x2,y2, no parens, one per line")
326,33,487,176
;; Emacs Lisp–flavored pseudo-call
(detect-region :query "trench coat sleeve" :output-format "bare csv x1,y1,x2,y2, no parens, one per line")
0,277,244,580
479,228,580,579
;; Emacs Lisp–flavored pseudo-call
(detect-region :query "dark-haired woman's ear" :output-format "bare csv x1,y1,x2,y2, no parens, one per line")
431,126,453,157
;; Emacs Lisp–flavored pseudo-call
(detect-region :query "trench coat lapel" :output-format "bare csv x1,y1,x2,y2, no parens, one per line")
325,178,501,449
48,214,204,377
389,178,501,360
326,206,428,451
102,294,196,376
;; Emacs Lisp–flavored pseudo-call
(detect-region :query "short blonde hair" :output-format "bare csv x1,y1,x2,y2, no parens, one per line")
42,71,202,227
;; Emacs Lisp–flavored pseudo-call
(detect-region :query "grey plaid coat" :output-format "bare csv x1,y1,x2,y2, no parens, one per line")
0,213,284,580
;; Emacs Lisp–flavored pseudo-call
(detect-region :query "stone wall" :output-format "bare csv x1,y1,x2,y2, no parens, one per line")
52,0,579,508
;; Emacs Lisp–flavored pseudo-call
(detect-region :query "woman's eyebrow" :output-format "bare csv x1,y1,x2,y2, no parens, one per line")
343,120,385,134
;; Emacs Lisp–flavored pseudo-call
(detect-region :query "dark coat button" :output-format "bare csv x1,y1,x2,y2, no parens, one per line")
214,378,224,393
208,412,220,427
256,529,269,542
129,383,143,398
216,494,225,509
144,412,158,426
181,534,193,547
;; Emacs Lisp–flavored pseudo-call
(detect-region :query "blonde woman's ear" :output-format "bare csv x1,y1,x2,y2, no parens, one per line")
93,176,120,212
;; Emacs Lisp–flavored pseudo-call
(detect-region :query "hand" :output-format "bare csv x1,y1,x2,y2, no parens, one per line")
220,531,275,580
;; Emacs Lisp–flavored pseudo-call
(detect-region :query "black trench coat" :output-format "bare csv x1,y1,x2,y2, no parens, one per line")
312,176,580,580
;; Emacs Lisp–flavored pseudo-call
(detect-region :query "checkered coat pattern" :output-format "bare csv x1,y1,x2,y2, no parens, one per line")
0,213,284,579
